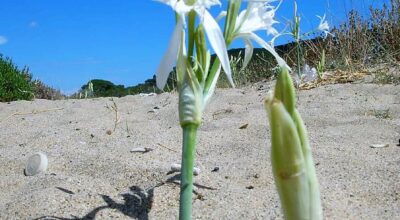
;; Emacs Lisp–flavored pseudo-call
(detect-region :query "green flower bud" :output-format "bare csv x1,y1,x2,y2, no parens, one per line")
265,68,322,220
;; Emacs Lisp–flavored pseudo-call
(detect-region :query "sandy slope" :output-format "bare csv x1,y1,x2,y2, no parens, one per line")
0,80,399,219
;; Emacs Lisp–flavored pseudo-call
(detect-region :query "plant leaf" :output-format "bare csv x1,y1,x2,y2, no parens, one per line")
197,9,233,87
242,38,254,71
241,32,290,71
156,18,184,89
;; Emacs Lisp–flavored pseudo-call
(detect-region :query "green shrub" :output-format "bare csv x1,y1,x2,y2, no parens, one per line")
0,54,34,102
79,79,128,97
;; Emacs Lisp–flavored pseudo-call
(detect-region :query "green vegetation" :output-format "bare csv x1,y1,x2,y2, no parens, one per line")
0,54,65,102
80,79,126,97
220,0,400,86
74,73,179,98
0,55,34,102
75,78,160,98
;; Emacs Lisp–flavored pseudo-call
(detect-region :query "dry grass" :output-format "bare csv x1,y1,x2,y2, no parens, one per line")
219,1,400,88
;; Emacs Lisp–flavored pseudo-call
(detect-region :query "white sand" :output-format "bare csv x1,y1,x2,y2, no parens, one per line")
0,80,399,219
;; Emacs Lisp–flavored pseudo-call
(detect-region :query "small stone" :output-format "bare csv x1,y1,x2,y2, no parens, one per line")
106,130,112,135
239,123,249,129
25,152,48,176
211,167,219,172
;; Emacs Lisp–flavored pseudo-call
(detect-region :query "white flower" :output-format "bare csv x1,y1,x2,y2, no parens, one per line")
317,14,330,37
231,1,290,71
301,64,317,82
155,0,232,89
234,1,279,36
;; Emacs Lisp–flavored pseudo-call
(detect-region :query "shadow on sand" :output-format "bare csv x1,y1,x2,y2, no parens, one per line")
34,185,154,220
33,173,216,220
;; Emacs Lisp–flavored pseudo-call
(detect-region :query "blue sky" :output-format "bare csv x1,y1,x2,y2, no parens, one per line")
0,0,387,94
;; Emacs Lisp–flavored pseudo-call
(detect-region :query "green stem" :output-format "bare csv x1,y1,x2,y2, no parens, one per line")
203,58,221,94
188,11,196,61
179,123,199,220
296,39,302,78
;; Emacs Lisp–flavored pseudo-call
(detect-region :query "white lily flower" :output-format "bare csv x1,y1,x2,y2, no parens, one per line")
155,0,232,89
232,0,290,71
317,14,330,37
235,0,279,36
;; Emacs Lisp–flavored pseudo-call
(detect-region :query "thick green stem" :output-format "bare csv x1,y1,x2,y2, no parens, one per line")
179,123,199,220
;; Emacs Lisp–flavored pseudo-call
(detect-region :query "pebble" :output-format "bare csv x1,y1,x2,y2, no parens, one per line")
239,123,249,129
130,147,153,153
25,152,48,176
211,167,219,172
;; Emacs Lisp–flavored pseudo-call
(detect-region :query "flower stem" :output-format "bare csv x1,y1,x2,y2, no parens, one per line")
295,39,303,78
204,58,221,94
179,123,199,220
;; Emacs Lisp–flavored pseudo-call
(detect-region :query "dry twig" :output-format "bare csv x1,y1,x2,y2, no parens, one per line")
0,107,64,123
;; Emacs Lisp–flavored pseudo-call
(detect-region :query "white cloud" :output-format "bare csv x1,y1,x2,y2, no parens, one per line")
29,21,38,28
0,36,8,45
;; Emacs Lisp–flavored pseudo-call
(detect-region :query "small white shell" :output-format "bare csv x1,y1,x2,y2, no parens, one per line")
370,144,389,148
25,152,48,176
171,163,200,176
130,147,147,153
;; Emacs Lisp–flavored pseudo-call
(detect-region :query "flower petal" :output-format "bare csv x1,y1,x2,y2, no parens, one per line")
196,9,234,87
215,10,227,22
242,38,254,70
243,32,291,71
156,18,184,89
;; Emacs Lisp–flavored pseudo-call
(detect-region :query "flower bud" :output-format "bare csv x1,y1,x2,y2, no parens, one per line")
265,68,322,220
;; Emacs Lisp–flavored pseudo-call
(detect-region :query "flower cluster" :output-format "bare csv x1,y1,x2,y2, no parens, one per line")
317,14,330,37
155,0,287,125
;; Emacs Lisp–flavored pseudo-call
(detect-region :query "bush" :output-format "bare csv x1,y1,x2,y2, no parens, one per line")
32,79,65,100
80,79,128,97
0,54,34,102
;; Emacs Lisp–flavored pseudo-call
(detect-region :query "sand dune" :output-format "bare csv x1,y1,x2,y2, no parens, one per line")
0,80,399,219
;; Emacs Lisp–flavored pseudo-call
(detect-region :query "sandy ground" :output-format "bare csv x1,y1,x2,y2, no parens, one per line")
0,79,399,219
